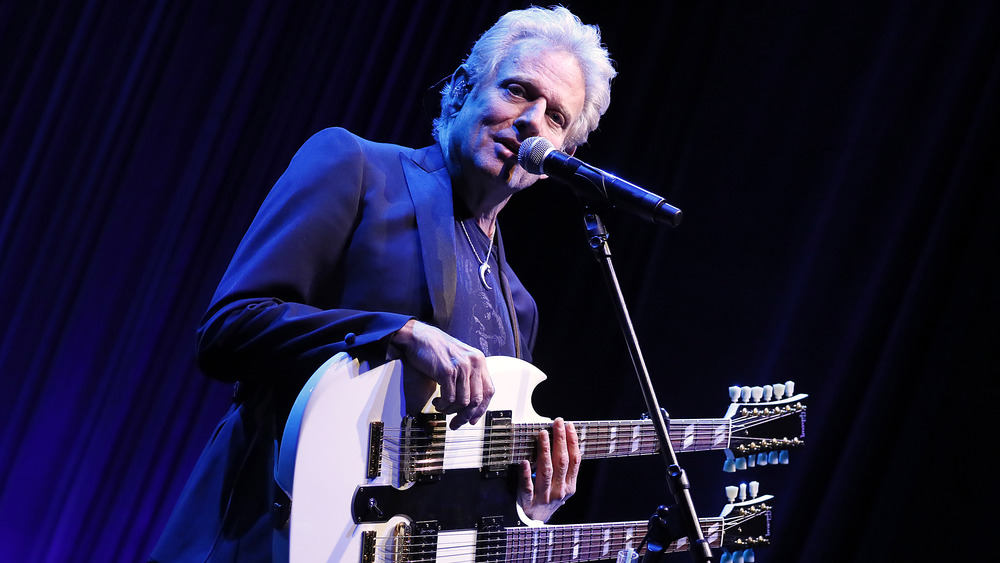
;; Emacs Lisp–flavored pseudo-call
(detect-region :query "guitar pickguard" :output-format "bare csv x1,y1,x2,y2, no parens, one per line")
352,468,521,529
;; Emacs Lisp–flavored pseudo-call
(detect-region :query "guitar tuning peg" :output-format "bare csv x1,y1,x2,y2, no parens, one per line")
741,386,752,402
720,551,733,563
735,457,748,470
726,485,739,503
724,458,737,473
750,386,763,402
748,481,759,499
785,380,795,396
746,455,756,468
739,482,747,501
756,453,768,466
772,383,786,399
732,550,745,563
768,451,780,465
729,386,742,403
743,548,756,562
762,385,773,402
779,450,790,464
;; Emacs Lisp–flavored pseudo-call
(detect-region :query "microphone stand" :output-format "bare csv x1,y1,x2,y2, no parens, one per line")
581,208,713,563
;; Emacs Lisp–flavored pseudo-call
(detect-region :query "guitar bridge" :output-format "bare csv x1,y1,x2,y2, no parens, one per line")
360,530,376,563
401,414,446,483
382,521,438,563
482,410,513,476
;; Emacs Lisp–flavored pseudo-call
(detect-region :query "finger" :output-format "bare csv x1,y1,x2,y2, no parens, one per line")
564,421,581,496
466,365,486,426
550,418,570,496
481,365,495,406
534,429,553,503
516,459,534,507
454,357,471,408
433,362,457,413
448,356,477,429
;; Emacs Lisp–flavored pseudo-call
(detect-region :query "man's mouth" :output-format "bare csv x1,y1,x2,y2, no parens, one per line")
497,138,520,157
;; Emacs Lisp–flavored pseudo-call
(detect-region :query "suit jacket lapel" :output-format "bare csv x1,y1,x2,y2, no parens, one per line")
401,145,456,330
494,227,523,359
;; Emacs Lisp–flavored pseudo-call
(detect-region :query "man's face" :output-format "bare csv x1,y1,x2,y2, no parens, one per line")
448,42,587,198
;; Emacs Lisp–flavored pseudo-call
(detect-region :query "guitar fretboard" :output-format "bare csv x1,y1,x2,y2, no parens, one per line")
500,517,725,563
507,418,731,463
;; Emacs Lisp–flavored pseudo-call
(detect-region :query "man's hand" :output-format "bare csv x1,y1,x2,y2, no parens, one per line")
517,418,581,522
390,319,495,429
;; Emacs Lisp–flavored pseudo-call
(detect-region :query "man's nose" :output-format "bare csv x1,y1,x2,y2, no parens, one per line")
514,100,547,137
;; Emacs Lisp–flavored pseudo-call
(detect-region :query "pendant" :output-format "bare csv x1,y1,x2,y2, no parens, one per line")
479,262,492,290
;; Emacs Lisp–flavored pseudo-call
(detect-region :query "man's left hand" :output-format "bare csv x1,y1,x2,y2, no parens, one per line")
517,418,581,522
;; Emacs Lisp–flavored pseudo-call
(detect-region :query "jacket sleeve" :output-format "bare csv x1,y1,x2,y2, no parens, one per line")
196,128,413,384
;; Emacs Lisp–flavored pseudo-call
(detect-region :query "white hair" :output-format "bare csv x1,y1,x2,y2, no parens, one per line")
434,6,616,149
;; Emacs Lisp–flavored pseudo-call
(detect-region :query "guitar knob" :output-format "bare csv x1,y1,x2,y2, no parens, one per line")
746,455,756,468
729,386,742,402
768,451,780,465
748,481,759,499
785,380,795,396
779,450,790,464
743,548,755,562
724,458,737,473
756,453,768,466
726,485,739,503
739,482,747,501
762,385,773,402
750,386,763,402
735,457,748,470
720,552,734,563
741,386,752,402
732,550,745,563
772,383,786,399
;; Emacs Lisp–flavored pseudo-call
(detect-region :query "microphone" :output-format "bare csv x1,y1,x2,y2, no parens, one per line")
518,137,682,227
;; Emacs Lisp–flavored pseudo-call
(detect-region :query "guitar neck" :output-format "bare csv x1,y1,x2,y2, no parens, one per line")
508,418,731,463
500,517,725,563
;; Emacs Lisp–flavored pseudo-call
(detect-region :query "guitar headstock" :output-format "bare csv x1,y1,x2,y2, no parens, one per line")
718,481,772,563
723,382,807,472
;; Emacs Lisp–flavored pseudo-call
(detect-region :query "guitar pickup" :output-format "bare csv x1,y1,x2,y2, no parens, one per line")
410,521,440,557
475,516,506,561
482,410,513,477
367,421,384,478
401,413,446,483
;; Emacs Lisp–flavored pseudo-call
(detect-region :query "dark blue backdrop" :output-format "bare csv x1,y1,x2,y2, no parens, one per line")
2,1,996,561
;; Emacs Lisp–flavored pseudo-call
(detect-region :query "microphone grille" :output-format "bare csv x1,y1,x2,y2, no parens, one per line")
517,136,554,175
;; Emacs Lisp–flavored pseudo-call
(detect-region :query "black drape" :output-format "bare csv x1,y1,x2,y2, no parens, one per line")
2,1,995,561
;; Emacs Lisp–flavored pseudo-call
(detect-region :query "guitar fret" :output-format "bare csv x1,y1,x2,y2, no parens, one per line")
507,521,646,563
507,418,732,469
502,515,734,563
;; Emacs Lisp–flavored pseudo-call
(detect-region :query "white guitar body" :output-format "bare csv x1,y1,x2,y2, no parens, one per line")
277,353,549,563
276,353,802,562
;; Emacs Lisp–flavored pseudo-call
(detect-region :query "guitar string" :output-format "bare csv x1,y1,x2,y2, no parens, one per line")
369,514,754,562
376,408,800,453
380,434,726,460
371,411,800,471
377,420,733,450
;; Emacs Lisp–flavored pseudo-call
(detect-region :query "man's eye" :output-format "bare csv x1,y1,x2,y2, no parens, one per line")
549,112,566,127
506,84,526,97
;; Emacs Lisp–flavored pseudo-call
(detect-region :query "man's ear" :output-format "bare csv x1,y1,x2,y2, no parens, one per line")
448,65,474,112
564,145,577,157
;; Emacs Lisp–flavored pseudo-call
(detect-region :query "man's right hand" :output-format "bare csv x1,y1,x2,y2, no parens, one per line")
389,319,495,429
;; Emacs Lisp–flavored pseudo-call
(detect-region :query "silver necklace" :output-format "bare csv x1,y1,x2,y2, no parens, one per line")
459,220,495,290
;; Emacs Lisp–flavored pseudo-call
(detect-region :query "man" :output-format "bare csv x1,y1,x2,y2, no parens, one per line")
151,6,616,562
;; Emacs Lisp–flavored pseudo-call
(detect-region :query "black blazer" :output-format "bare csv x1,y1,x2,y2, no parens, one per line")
151,128,538,562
